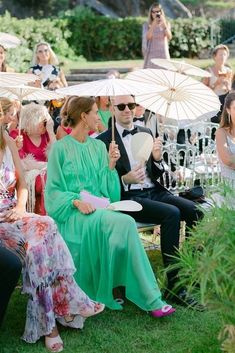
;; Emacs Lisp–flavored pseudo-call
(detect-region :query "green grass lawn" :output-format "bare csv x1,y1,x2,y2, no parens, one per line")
61,57,235,73
0,251,222,353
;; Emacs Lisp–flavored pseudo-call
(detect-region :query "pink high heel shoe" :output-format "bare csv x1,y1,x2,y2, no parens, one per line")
150,305,176,318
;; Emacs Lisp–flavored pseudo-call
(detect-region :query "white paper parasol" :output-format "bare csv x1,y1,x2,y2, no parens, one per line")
0,72,38,86
57,78,164,141
56,78,163,97
0,32,21,49
126,69,220,128
0,85,63,133
151,58,211,78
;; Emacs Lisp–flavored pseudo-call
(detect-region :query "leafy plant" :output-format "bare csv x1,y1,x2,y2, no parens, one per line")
170,186,235,352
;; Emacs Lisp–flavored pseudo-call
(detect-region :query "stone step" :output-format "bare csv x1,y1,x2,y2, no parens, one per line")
70,67,132,74
66,73,108,82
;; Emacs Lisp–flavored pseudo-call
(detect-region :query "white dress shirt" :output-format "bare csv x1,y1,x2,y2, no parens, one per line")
115,122,155,190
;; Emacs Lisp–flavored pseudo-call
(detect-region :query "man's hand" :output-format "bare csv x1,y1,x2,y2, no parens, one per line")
152,137,162,161
122,164,146,185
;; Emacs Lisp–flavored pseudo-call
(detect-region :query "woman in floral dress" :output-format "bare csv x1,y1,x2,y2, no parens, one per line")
0,122,104,351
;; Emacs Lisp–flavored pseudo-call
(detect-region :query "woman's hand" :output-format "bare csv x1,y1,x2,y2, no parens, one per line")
3,206,26,223
72,200,96,215
14,135,23,150
109,142,120,170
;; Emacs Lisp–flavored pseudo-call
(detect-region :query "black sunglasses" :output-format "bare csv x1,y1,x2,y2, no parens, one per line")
114,103,136,111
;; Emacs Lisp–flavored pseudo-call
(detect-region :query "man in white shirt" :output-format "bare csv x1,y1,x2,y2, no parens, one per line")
97,95,204,309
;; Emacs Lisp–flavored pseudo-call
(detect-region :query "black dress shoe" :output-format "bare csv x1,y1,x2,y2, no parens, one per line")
164,287,206,312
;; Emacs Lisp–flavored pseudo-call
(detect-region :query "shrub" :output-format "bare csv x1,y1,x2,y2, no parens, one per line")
0,11,74,72
171,186,235,352
63,6,213,60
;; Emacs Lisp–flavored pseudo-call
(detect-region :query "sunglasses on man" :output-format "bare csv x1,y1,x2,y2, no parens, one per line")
114,103,137,111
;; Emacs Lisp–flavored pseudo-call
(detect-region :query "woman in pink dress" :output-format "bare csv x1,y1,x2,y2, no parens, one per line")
142,2,172,69
9,102,56,215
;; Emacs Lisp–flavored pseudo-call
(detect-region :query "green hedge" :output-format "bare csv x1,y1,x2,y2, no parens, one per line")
63,7,214,60
0,9,222,71
0,11,73,72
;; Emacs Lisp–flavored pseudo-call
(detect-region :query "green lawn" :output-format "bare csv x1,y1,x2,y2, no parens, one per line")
0,251,222,353
61,57,235,73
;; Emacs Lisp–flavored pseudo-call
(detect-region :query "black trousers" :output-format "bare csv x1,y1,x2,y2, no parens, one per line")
0,247,22,325
123,187,203,288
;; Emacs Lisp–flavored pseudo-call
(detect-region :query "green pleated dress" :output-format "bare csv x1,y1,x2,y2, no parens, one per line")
45,135,165,311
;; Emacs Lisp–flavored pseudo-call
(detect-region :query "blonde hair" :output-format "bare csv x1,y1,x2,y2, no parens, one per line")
0,97,15,116
0,103,5,150
0,45,7,72
0,98,15,149
31,42,59,66
147,2,165,25
20,103,51,134
212,44,230,58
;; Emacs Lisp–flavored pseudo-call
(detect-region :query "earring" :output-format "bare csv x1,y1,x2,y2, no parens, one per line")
228,113,231,123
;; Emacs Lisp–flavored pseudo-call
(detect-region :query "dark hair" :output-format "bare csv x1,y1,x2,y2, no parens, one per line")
61,96,96,128
220,91,235,132
60,95,78,126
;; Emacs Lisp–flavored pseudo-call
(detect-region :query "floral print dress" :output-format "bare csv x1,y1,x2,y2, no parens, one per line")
0,146,99,343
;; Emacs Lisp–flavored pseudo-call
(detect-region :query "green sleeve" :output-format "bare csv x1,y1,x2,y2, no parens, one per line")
45,141,80,223
98,141,121,203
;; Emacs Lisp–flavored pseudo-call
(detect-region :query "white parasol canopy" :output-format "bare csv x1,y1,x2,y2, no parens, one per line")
0,72,38,86
57,78,164,141
0,85,63,133
0,85,63,102
56,78,163,97
0,32,21,49
126,69,220,128
151,58,211,78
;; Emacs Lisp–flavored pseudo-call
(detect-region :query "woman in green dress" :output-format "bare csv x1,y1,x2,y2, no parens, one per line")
45,96,175,318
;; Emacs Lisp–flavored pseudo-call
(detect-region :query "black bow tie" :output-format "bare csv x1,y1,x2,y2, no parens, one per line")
133,116,145,122
122,127,138,138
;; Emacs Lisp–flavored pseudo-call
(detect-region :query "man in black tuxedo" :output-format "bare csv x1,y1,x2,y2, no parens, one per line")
97,95,203,308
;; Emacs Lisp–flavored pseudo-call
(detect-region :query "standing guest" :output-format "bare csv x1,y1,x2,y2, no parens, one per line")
203,44,233,123
45,96,175,317
97,95,204,309
142,2,172,69
216,91,235,187
28,42,67,87
0,124,104,352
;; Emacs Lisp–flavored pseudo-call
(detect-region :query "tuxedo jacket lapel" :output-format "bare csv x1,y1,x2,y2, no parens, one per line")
114,126,131,173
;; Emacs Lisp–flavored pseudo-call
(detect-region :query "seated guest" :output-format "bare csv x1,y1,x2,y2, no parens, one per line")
0,119,104,352
45,96,175,317
9,102,56,215
216,91,235,187
28,41,67,87
97,95,204,309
